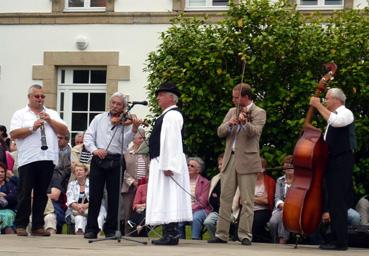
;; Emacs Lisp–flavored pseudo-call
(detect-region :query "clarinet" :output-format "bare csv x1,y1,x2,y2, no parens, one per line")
39,115,48,151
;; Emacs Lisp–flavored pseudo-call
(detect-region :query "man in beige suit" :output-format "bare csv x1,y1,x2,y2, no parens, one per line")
208,83,266,245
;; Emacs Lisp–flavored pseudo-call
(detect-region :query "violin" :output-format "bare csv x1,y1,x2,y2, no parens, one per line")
233,106,253,126
111,112,148,127
239,106,253,123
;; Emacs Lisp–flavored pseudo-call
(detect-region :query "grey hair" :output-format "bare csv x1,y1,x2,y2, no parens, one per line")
168,92,178,103
110,92,128,106
328,88,346,104
188,157,205,173
134,127,146,139
28,84,43,96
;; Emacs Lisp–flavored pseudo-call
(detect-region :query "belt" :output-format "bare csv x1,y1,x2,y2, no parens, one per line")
93,153,121,160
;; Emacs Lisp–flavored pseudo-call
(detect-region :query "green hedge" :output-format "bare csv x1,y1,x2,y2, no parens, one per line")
145,0,369,199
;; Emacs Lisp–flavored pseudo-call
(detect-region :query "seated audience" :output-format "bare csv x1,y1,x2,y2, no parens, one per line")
43,197,57,234
203,154,223,239
204,154,241,241
73,132,84,146
8,140,18,178
47,133,71,233
121,128,149,234
268,155,294,244
356,195,369,225
0,138,8,168
70,132,92,182
178,157,211,240
66,163,106,234
320,207,362,245
127,182,149,237
0,161,17,234
0,125,11,151
252,158,276,242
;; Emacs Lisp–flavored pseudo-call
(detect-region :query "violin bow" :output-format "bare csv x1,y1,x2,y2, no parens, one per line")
236,58,247,120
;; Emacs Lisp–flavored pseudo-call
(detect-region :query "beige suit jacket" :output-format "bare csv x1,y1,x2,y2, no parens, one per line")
217,104,266,174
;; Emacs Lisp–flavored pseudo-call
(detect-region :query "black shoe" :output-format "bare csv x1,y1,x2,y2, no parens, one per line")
208,237,227,243
319,243,348,251
152,236,179,245
84,232,97,239
105,232,115,238
241,238,252,246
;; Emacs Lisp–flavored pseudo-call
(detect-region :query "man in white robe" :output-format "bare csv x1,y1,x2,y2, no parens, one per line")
146,82,192,245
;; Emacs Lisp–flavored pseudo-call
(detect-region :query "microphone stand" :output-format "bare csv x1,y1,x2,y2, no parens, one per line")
89,103,147,245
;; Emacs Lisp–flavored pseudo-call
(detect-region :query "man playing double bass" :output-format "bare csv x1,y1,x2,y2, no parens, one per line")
310,88,355,251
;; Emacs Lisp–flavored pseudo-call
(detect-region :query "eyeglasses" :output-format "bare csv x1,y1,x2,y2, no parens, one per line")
33,94,46,99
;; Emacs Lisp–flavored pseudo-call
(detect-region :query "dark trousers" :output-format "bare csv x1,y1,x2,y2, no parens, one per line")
128,210,149,237
86,155,121,234
325,152,354,247
15,161,54,229
252,209,271,242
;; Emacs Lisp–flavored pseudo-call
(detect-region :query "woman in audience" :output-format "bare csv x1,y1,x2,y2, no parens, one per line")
127,182,149,237
121,128,149,234
178,157,210,240
66,163,106,235
0,161,17,234
252,158,275,242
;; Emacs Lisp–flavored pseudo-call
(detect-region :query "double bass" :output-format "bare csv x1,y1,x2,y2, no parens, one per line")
283,63,337,236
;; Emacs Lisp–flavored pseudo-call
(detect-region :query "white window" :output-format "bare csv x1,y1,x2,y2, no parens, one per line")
64,0,106,12
186,0,229,10
57,68,107,142
297,0,344,10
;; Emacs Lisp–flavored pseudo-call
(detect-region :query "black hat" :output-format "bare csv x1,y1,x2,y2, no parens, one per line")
155,81,181,97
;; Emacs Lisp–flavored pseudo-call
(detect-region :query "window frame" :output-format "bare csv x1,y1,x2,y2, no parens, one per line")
64,0,107,12
185,0,229,11
296,0,344,10
57,67,107,137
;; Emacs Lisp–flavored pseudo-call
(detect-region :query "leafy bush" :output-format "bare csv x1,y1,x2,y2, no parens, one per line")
145,0,369,198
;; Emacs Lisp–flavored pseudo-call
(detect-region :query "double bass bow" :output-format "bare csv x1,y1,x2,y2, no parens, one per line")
283,63,337,236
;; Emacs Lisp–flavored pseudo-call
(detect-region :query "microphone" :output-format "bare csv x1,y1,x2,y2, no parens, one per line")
129,100,148,106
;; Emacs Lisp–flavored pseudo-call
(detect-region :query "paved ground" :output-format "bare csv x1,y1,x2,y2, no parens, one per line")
0,235,368,256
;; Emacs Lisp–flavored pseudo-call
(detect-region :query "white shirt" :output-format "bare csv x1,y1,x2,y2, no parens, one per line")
84,112,135,155
10,105,66,167
324,105,354,140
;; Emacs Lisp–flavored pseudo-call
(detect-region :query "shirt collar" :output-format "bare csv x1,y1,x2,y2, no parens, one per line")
334,105,345,113
246,101,254,111
26,104,47,113
161,105,177,116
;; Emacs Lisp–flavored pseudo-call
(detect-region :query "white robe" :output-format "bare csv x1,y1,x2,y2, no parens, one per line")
145,106,193,225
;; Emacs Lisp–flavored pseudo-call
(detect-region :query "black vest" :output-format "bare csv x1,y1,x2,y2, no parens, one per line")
149,107,184,159
325,122,355,156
